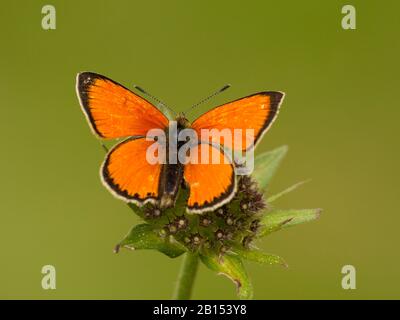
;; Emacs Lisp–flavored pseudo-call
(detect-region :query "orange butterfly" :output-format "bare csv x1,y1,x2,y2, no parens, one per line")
76,72,284,213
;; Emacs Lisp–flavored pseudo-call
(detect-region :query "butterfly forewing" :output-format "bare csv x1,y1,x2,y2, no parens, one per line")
76,72,169,139
191,92,284,151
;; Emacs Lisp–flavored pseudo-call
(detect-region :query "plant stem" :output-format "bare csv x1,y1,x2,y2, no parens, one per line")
173,252,199,300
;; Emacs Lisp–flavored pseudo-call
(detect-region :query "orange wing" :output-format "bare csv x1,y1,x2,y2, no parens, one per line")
101,137,162,205
76,72,169,139
183,143,236,213
191,92,284,151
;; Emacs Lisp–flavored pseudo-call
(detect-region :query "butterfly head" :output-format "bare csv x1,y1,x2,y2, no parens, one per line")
176,112,191,129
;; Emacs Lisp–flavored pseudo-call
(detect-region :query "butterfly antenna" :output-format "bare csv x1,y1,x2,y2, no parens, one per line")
184,84,231,115
99,141,109,153
134,85,176,116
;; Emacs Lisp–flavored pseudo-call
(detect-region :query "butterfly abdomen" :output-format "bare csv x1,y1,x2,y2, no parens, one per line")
159,163,183,208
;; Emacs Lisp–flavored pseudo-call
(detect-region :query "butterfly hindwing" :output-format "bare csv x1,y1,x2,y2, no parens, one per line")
191,92,284,151
101,137,163,205
183,142,236,213
76,72,169,139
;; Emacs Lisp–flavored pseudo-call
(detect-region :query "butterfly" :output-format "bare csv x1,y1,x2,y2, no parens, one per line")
76,72,284,213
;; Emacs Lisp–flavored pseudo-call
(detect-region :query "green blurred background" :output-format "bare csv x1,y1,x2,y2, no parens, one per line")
1,0,399,299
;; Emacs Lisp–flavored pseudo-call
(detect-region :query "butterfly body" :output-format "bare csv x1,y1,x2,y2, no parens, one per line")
157,116,188,208
76,72,284,213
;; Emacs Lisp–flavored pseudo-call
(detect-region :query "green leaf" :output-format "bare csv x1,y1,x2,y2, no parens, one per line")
126,203,145,218
252,145,288,190
267,179,310,203
200,251,253,300
116,224,185,258
233,247,288,268
259,208,322,237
